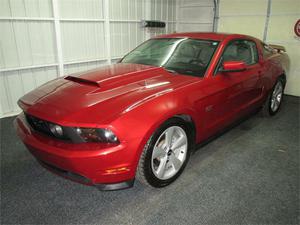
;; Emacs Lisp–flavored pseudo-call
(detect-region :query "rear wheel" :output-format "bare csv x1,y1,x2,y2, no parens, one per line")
137,118,191,187
262,78,284,116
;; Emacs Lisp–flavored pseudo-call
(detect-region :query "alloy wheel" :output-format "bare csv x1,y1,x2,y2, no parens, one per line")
151,126,188,180
270,81,283,112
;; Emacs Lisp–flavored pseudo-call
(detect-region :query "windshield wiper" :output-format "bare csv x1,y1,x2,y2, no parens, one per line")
164,68,178,74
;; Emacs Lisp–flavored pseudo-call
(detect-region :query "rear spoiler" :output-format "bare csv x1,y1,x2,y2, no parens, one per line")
269,44,286,53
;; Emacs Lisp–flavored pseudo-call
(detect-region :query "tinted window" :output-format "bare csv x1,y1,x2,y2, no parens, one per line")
222,40,259,65
121,38,219,77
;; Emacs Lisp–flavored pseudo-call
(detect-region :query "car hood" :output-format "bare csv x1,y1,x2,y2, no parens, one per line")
19,63,198,126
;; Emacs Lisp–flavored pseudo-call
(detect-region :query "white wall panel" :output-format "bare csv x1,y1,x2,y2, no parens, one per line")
0,21,56,69
179,5,214,22
61,22,105,63
219,0,268,16
109,0,148,21
0,0,53,17
177,0,215,32
0,67,58,115
59,0,104,19
64,60,107,75
179,23,214,32
5,71,24,113
110,22,145,58
166,22,176,34
167,0,175,21
110,0,130,20
0,74,12,115
218,0,268,40
149,0,177,37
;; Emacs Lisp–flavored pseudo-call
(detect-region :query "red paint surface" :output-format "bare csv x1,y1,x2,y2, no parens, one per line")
222,61,246,71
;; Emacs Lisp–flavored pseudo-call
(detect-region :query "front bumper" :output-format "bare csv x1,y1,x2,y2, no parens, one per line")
14,113,138,190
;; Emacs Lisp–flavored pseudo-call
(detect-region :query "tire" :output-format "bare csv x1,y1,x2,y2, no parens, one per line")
262,77,285,116
136,118,191,188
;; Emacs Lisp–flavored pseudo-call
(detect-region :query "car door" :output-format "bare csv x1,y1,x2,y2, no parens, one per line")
233,40,264,111
199,39,263,139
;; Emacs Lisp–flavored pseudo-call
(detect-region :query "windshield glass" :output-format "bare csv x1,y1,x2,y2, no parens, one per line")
121,38,219,77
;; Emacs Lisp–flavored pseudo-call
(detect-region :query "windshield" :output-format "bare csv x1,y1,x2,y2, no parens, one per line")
121,38,219,77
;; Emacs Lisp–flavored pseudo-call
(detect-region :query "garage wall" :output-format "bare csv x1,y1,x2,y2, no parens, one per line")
217,0,300,96
266,0,300,96
0,0,177,118
150,0,177,37
177,0,215,32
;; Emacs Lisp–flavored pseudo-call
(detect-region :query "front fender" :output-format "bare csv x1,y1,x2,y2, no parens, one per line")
110,93,199,171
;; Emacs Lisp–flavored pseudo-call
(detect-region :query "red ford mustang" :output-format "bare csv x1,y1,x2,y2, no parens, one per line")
15,33,289,190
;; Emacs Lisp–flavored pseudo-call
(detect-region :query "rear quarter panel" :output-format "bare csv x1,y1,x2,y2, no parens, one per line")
256,40,290,93
263,52,289,92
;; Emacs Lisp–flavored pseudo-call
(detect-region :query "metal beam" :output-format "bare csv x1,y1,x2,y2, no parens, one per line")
0,64,58,73
64,58,106,66
0,17,54,21
59,18,105,22
145,0,151,39
110,19,140,23
165,0,169,33
52,0,64,77
179,21,213,24
175,0,180,32
263,0,272,42
103,0,112,65
213,0,219,32
219,13,267,17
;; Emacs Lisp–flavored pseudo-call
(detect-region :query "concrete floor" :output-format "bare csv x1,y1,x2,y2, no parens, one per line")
1,96,299,225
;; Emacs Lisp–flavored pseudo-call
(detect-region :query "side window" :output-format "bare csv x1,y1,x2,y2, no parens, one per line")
222,40,259,65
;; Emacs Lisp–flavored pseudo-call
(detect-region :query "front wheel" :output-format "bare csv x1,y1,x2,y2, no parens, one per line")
262,78,284,116
136,118,191,187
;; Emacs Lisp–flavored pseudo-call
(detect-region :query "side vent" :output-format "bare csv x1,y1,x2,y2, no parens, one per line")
65,76,100,87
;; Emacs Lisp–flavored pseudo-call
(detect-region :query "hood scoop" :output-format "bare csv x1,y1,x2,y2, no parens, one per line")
64,63,171,91
65,76,100,87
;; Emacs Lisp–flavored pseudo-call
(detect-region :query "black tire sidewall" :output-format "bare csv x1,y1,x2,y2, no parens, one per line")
143,118,192,187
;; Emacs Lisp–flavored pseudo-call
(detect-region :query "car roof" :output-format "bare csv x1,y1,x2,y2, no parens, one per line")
154,32,257,42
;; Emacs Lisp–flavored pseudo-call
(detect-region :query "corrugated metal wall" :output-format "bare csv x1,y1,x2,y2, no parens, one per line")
0,0,177,117
177,0,215,32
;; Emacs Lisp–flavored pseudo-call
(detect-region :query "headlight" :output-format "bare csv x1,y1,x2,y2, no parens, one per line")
49,123,64,138
25,113,119,144
75,128,119,143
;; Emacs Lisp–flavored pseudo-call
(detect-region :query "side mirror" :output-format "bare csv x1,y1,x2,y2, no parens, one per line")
220,61,246,72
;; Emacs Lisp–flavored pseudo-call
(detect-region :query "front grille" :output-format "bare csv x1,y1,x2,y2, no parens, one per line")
25,113,70,141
